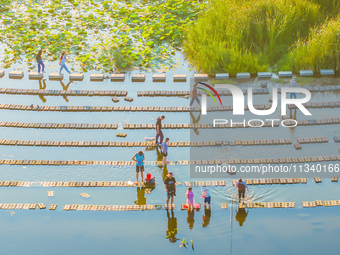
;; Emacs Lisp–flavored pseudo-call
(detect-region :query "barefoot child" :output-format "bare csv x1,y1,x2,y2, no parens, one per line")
161,137,169,164
201,185,211,209
186,187,195,212
132,150,145,183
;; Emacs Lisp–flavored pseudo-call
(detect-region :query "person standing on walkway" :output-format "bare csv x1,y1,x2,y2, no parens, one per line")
235,178,249,204
156,115,165,145
190,83,201,107
161,137,169,164
36,49,45,74
201,185,211,209
186,187,195,212
132,150,145,183
59,50,71,74
288,78,298,99
164,171,176,209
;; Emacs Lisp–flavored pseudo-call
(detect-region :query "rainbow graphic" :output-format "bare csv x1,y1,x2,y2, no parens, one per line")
197,82,223,106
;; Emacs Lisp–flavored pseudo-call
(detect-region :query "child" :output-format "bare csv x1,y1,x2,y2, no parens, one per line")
132,150,145,183
59,50,71,74
201,185,211,209
186,187,195,212
161,137,169,164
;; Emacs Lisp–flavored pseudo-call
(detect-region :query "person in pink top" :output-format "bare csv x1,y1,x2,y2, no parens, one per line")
186,187,195,212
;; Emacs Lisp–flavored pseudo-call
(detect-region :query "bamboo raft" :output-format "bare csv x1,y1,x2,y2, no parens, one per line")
0,88,127,97
63,204,175,211
0,156,339,166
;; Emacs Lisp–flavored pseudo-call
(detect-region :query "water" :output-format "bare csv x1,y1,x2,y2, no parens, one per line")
0,61,340,254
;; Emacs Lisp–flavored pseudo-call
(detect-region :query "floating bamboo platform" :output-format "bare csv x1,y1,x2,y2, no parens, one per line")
0,203,46,210
0,156,339,166
0,181,223,188
0,88,127,97
0,122,118,130
237,202,295,209
63,204,175,211
0,138,296,148
302,200,340,207
1,103,340,115
138,86,340,97
231,178,307,186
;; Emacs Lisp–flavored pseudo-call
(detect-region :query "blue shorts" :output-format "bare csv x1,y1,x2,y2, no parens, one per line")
167,190,175,199
204,196,211,204
290,93,297,99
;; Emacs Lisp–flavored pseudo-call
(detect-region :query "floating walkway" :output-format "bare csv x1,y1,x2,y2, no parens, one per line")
0,88,127,97
0,180,225,187
302,200,340,207
221,202,295,209
1,156,340,166
1,103,340,113
124,119,340,129
138,85,340,97
1,120,339,130
231,178,307,185
0,203,46,210
63,204,175,211
0,138,296,148
0,122,118,130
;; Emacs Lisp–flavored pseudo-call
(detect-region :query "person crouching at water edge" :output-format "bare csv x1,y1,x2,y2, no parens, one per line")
132,150,145,184
186,187,195,212
164,172,176,209
235,178,249,204
161,137,169,164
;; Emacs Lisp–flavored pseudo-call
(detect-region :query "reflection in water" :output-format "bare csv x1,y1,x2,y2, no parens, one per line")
235,207,249,227
39,79,47,103
289,108,297,133
60,80,73,102
166,210,179,243
202,208,211,227
134,187,146,205
187,209,195,230
190,111,201,136
162,164,168,182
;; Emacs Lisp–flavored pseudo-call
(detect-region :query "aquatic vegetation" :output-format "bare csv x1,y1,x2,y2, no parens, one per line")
288,18,340,73
183,0,340,75
0,0,206,72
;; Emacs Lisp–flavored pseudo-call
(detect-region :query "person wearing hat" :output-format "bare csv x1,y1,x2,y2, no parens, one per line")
164,171,176,209
235,178,249,204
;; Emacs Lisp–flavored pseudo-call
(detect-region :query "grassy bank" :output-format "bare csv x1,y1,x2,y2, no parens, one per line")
183,0,340,75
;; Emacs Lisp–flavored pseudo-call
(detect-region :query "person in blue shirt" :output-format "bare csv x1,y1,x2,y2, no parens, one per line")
201,185,211,209
161,137,169,164
235,178,249,204
132,150,145,183
289,78,298,99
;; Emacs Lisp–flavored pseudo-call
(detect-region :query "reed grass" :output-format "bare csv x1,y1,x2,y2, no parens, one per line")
183,0,340,75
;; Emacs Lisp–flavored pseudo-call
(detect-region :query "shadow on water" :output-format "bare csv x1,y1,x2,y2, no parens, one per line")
190,111,201,136
202,208,211,227
39,79,46,103
235,207,249,227
187,209,195,230
60,80,73,102
166,210,179,243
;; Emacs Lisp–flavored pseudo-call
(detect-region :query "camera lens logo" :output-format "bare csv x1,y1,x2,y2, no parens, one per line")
197,82,223,106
